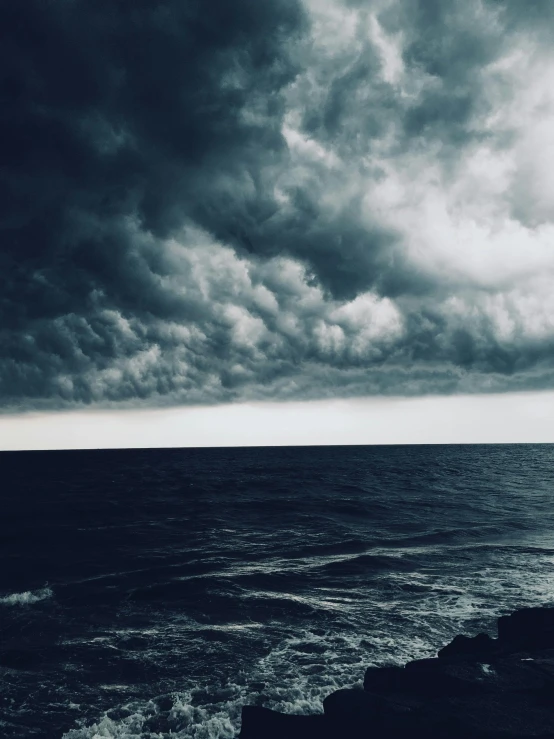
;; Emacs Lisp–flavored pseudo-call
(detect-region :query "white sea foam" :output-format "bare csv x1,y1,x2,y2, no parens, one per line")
62,692,243,739
0,587,53,606
63,712,148,739
59,624,432,739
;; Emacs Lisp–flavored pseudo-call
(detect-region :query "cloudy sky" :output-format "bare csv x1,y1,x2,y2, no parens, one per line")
2,0,554,447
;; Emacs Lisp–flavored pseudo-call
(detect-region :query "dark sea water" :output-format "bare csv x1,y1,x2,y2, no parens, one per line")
1,444,554,738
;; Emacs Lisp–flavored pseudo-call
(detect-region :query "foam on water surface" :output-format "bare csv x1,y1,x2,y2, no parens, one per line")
0,586,53,606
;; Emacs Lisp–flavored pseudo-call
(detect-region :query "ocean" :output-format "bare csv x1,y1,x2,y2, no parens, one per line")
1,444,554,738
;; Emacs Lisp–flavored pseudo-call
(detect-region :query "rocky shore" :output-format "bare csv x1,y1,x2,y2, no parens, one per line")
239,606,554,739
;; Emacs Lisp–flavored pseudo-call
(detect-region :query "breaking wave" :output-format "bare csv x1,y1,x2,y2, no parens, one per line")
0,586,53,606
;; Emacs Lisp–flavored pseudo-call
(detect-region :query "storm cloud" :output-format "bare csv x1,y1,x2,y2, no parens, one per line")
2,0,554,411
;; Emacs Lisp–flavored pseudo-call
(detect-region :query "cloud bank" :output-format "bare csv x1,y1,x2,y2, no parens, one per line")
2,0,554,411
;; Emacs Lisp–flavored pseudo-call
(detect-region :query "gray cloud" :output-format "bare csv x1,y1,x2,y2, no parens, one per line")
2,0,554,412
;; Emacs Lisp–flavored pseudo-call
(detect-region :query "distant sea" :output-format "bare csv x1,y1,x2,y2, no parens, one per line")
1,444,554,738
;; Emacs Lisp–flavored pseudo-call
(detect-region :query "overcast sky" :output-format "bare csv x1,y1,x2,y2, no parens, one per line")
2,0,554,447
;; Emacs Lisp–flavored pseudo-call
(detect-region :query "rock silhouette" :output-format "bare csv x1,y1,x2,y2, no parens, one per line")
239,606,554,739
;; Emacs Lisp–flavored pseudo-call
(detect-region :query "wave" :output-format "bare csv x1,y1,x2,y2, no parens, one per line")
318,553,418,576
59,618,438,739
0,587,53,606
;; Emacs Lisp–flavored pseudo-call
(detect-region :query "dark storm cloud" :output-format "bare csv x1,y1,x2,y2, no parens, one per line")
2,0,554,411
0,0,304,264
0,0,307,406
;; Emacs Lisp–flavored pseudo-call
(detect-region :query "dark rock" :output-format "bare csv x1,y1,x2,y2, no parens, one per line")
363,665,404,692
531,653,554,681
324,688,421,736
323,688,380,723
491,657,554,694
498,608,554,651
367,655,554,698
326,688,554,738
438,632,497,659
406,657,444,669
239,705,330,739
364,661,489,696
428,693,554,738
236,608,554,739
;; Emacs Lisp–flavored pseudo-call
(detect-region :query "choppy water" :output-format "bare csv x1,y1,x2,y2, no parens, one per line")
1,444,554,738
